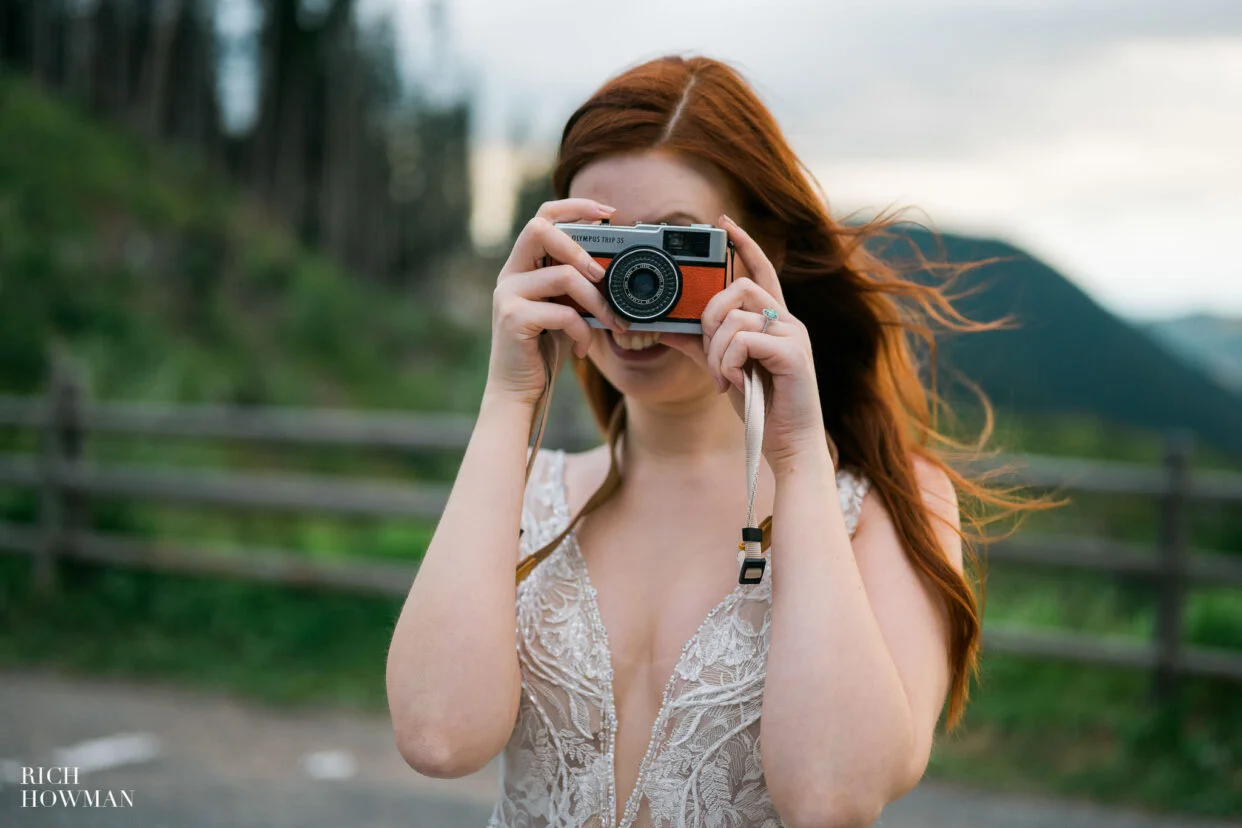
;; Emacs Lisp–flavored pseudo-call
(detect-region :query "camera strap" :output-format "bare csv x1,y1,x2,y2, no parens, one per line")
737,361,770,584
523,330,562,487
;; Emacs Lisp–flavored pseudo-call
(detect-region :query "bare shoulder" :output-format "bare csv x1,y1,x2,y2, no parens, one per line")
856,454,963,572
912,455,959,517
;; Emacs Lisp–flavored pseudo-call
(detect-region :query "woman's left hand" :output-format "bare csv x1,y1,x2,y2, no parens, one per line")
661,214,828,474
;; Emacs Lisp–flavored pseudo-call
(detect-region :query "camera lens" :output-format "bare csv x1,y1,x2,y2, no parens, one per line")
627,268,658,302
604,247,682,322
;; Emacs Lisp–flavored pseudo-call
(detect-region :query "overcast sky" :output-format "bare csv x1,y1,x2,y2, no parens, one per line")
369,0,1242,321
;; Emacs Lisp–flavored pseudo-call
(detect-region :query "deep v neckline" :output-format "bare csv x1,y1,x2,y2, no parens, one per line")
549,449,763,828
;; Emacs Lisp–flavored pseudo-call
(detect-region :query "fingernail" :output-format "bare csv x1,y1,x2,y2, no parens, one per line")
719,214,734,226
615,317,631,330
598,204,617,213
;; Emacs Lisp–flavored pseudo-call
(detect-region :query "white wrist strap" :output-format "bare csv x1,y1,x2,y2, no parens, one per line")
739,361,765,571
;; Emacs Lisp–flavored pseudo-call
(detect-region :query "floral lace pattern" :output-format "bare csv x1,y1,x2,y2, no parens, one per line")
488,448,872,828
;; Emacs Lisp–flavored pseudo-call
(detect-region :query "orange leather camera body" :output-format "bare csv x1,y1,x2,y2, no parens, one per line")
546,220,734,334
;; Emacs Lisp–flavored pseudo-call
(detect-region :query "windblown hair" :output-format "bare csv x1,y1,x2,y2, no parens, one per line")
547,54,1060,731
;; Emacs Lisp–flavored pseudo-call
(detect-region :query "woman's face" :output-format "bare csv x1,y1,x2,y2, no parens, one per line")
567,149,745,406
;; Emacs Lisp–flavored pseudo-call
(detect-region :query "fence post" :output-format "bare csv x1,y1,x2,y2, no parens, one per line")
61,353,87,562
1153,429,1193,703
35,349,85,596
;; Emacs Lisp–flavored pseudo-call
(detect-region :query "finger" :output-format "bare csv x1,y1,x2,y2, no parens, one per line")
706,308,764,392
508,300,595,359
535,198,617,223
508,217,610,285
701,276,781,340
720,331,789,390
513,264,628,333
719,213,786,308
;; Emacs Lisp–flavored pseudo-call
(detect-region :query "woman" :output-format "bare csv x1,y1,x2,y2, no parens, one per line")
387,55,1043,828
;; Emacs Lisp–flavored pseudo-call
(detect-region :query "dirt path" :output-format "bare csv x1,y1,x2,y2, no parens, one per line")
2,668,1236,828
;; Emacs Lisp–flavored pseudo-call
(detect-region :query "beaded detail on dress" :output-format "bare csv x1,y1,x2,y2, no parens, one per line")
487,448,872,828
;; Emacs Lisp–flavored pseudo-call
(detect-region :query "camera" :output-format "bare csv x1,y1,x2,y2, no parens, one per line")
546,220,734,333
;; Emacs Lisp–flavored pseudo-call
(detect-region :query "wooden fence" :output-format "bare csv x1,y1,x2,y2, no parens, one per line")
1,357,1241,701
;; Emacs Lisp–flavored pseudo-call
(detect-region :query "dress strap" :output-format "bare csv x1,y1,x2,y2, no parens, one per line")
838,467,872,537
518,448,561,566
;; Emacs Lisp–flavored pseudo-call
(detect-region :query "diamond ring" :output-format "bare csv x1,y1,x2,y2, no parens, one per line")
759,307,778,334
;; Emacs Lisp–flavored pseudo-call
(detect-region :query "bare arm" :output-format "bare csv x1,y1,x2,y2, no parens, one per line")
385,391,534,778
386,197,627,778
682,214,963,826
760,443,962,828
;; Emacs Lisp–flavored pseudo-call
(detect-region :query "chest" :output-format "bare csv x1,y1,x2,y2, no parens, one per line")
573,504,754,675
516,525,774,707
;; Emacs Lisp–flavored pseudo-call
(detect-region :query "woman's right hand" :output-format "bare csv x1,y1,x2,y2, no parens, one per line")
484,198,631,407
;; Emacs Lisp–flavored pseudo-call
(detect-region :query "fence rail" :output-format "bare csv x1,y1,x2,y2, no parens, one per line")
1,358,1241,700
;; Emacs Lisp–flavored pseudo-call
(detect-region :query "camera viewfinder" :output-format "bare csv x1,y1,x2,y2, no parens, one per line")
662,230,710,258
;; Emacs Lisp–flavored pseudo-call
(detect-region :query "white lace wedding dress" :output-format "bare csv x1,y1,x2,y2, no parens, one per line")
487,448,872,828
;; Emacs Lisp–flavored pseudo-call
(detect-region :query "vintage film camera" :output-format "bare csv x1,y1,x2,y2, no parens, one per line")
547,220,734,334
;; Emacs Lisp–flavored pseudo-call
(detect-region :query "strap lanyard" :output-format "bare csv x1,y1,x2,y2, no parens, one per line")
737,361,769,583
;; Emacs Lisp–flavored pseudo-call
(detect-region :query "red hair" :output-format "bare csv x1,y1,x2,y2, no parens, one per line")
550,55,1059,731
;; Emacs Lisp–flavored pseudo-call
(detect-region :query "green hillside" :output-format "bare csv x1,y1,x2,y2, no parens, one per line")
0,72,483,411
890,230,1242,459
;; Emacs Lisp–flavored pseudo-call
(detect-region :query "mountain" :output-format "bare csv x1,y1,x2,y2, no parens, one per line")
884,229,1242,458
1141,314,1242,397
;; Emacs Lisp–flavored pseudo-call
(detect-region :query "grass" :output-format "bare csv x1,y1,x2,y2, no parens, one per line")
930,656,1242,816
0,555,397,711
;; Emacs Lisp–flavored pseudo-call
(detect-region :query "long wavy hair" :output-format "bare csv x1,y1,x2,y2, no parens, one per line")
545,54,1060,732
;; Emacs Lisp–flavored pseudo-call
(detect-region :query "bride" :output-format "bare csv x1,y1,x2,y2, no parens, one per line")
387,54,1043,828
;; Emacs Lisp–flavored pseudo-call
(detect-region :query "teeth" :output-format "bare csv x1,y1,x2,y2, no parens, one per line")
613,330,663,350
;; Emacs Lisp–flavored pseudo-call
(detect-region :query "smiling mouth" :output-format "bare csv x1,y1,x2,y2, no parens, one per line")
607,329,670,361
611,329,664,350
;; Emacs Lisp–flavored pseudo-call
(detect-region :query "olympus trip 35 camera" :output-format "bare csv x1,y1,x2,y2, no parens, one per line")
546,220,734,334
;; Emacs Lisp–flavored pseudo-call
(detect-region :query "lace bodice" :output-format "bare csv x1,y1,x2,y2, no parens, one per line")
488,448,872,828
